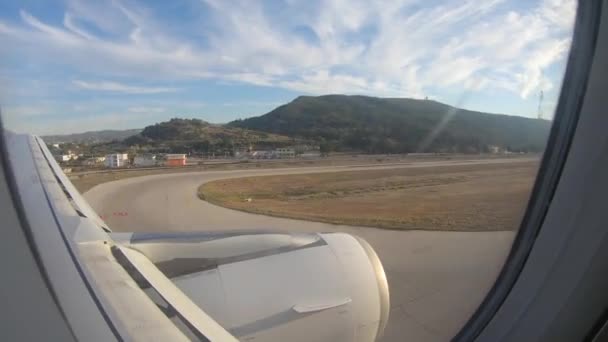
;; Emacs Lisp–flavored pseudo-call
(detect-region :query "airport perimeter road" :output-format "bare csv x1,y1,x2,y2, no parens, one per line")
85,158,525,341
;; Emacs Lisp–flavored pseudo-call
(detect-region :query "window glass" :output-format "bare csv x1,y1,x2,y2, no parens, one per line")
0,1,576,341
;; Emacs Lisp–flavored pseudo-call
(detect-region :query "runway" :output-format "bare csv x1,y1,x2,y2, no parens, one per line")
84,158,523,341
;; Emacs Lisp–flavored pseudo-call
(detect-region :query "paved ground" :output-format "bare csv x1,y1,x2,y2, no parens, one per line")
84,158,525,341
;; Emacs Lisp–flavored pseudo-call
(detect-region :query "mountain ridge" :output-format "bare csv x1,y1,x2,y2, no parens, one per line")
122,118,293,153
229,95,551,153
43,129,142,144
44,95,552,155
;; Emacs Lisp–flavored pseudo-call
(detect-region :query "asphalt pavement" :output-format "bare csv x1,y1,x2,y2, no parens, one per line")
84,158,523,341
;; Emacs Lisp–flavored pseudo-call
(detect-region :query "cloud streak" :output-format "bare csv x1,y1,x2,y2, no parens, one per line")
127,106,166,113
0,0,576,100
73,80,178,94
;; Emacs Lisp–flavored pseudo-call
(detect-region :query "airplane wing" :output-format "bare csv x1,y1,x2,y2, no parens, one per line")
3,132,389,342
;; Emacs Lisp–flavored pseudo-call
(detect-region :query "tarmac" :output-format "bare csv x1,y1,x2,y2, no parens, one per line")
85,158,523,341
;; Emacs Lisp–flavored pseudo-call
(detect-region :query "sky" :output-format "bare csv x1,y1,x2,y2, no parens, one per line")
0,0,576,135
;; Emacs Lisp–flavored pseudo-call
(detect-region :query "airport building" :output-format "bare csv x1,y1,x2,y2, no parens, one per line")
165,154,187,166
56,154,72,162
134,154,157,167
105,153,129,168
300,151,321,158
54,150,80,163
275,148,295,158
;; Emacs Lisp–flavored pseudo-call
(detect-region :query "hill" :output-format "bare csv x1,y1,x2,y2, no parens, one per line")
124,118,292,153
229,95,552,153
43,129,141,144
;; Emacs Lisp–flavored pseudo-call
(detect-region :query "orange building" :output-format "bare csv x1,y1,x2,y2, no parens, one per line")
165,154,186,166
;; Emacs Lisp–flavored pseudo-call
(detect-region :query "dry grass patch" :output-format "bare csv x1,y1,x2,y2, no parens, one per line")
199,161,539,231
70,154,498,193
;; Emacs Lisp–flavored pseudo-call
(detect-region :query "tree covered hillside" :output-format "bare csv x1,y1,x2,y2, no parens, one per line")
229,95,551,153
124,118,292,153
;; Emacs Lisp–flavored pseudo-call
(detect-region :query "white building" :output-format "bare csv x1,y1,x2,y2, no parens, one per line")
105,153,129,168
488,145,502,154
275,148,295,158
82,158,97,166
233,149,248,159
134,154,157,167
67,150,79,160
250,150,274,159
56,155,71,162
300,151,321,158
83,156,106,166
55,149,80,163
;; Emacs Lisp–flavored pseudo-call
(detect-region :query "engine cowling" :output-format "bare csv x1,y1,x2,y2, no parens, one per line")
114,231,389,342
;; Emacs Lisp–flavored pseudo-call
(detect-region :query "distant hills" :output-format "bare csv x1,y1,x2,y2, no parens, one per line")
229,95,551,153
43,129,141,144
123,118,292,153
44,95,552,155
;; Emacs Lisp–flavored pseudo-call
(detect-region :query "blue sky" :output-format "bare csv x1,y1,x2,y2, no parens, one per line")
0,0,575,135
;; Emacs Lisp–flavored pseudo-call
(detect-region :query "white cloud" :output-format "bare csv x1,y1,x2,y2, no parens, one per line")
38,113,148,135
517,38,571,98
1,105,51,118
63,12,95,40
540,0,577,30
3,108,162,135
127,106,166,113
0,0,576,100
73,80,178,94
279,70,377,95
222,101,282,107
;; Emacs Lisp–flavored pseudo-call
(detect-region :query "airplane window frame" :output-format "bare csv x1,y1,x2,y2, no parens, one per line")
0,1,602,341
453,0,604,340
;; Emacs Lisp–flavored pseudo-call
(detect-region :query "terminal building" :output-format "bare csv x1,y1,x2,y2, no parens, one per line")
165,154,187,166
134,154,157,167
105,153,128,168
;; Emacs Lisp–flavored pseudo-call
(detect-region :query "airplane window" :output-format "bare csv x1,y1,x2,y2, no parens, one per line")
0,0,578,341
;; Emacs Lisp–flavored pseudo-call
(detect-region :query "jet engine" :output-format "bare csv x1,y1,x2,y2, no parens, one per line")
113,231,389,342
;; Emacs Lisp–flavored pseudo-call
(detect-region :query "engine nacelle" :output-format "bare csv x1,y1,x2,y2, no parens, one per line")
114,231,389,342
